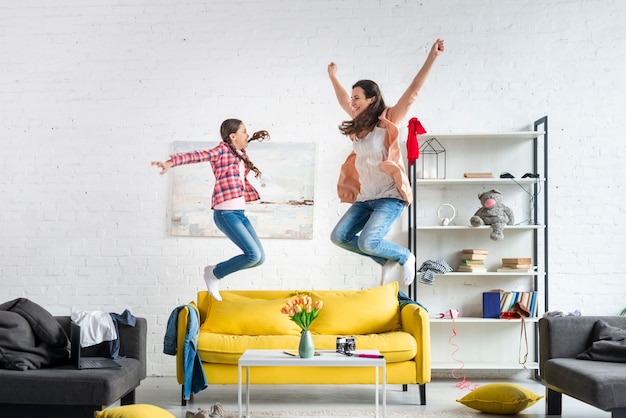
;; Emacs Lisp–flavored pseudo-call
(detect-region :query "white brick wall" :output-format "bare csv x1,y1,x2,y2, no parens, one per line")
2,0,625,376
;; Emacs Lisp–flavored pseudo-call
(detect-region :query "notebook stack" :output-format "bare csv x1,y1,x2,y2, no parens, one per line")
457,249,488,273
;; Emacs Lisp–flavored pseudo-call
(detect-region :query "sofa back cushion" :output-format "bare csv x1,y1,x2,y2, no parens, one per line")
201,292,301,336
309,282,400,335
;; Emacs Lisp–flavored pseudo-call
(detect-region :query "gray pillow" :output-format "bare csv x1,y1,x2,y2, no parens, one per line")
576,319,626,363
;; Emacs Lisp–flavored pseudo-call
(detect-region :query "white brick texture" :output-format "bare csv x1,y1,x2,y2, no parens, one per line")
1,0,625,375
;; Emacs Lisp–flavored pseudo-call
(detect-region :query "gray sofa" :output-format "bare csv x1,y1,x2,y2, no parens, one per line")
539,315,626,418
0,315,147,418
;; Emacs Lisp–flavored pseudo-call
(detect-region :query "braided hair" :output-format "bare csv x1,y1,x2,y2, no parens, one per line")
219,119,269,179
338,80,386,139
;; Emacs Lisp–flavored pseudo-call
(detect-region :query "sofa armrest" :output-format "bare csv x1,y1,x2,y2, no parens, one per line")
119,317,147,374
400,304,431,383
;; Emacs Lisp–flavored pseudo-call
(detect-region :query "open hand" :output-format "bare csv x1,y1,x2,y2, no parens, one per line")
151,160,173,175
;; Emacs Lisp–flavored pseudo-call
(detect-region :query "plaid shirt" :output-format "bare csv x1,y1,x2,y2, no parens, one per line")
170,142,260,209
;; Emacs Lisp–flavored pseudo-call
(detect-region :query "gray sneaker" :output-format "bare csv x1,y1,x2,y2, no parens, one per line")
185,409,211,418
209,402,225,417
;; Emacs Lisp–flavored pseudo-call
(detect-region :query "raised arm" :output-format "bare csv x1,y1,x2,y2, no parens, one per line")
387,38,445,124
327,62,353,117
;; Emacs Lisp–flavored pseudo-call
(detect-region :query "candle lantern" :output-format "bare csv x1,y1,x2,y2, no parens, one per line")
419,138,446,179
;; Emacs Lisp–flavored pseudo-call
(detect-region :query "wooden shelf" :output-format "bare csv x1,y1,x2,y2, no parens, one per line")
414,225,545,231
417,131,545,141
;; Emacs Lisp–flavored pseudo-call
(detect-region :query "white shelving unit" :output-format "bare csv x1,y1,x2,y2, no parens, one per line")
407,117,548,373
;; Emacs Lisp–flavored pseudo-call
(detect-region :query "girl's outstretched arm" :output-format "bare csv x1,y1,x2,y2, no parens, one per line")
327,62,353,117
387,39,445,124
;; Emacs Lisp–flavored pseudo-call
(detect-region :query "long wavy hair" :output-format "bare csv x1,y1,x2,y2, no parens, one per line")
338,80,386,138
220,119,269,179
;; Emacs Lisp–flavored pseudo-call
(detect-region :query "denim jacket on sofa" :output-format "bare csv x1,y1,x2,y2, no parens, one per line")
164,305,207,399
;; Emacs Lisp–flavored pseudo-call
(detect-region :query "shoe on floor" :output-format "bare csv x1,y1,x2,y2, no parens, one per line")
209,402,225,418
203,265,222,301
186,408,211,418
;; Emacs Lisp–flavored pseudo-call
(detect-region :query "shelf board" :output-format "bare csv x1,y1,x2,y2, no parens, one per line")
431,361,539,370
414,225,544,231
434,272,543,277
417,131,545,141
429,317,539,323
414,178,545,185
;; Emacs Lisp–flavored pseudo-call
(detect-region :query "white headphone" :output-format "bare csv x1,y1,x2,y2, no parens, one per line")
437,203,456,226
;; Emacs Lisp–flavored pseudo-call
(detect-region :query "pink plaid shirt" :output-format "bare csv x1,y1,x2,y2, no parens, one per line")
170,142,260,209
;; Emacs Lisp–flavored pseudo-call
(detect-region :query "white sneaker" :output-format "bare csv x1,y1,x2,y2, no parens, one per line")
402,253,416,286
203,265,222,301
380,259,399,285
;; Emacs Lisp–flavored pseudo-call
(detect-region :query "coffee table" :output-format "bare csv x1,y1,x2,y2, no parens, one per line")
237,349,386,418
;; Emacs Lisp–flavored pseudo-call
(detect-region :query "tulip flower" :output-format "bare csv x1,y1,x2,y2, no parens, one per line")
280,296,323,331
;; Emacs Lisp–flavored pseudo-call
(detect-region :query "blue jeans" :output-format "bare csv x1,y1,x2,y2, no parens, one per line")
212,210,265,279
330,198,409,266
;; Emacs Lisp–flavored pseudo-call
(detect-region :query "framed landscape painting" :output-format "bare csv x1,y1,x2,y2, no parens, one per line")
170,141,315,239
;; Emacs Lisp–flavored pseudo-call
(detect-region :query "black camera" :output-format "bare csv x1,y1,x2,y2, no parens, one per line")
336,336,356,354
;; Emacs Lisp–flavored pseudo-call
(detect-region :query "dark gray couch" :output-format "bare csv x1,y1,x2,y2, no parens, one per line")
539,316,626,418
0,315,147,418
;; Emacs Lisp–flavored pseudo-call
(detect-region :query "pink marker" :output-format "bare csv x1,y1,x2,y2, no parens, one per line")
357,354,384,359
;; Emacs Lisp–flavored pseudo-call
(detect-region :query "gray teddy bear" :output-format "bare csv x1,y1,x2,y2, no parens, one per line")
470,189,515,241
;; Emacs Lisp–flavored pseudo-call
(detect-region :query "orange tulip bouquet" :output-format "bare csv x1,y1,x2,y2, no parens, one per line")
280,296,323,331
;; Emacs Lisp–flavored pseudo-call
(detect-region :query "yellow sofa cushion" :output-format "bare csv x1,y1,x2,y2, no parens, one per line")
201,292,301,336
197,330,416,365
309,282,401,335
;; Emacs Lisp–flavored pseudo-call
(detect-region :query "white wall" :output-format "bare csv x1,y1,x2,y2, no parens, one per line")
2,0,625,376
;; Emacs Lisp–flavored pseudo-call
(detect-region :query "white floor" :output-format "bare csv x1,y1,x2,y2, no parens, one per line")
133,376,610,418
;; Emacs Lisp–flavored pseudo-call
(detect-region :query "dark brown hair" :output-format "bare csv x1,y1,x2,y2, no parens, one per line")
338,80,386,138
220,119,268,179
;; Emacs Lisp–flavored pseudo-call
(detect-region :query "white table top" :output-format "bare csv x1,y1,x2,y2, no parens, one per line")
239,349,385,367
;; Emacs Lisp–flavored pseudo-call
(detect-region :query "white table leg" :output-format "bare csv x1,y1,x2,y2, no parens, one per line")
237,364,242,418
375,366,379,418
246,366,250,418
382,363,386,418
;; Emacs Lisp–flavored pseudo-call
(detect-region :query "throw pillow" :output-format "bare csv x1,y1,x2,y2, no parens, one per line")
456,383,543,414
95,404,175,418
201,293,301,336
309,282,401,335
576,319,626,362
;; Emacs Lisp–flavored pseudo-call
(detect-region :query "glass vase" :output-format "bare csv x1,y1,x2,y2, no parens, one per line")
298,329,314,358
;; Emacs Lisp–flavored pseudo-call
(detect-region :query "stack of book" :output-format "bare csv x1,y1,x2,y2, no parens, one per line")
463,172,494,178
500,290,538,317
497,257,534,272
457,249,488,272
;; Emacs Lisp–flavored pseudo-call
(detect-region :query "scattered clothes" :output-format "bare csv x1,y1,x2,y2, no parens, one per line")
164,304,208,400
417,258,453,285
186,402,226,418
0,298,69,370
71,311,117,347
109,309,136,359
398,290,428,312
543,309,583,318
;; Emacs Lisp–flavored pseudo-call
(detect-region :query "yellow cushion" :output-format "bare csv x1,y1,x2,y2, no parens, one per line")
95,404,175,418
456,383,543,414
201,292,300,335
309,282,400,335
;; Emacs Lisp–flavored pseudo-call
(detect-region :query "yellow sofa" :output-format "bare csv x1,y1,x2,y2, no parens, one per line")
175,282,431,405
